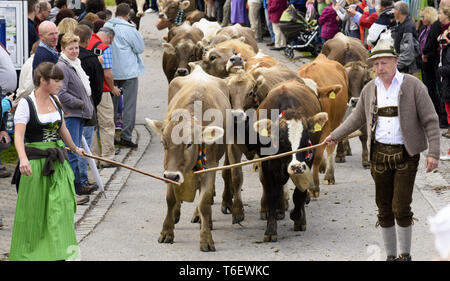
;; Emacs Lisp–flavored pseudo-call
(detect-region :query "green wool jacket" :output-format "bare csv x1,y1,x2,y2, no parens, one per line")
330,74,440,159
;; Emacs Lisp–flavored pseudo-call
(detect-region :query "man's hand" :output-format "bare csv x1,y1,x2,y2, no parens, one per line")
111,86,121,97
347,6,357,16
425,156,438,173
422,54,428,62
324,135,337,146
0,131,10,144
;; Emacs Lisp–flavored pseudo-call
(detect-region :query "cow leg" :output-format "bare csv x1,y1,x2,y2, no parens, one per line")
344,139,352,156
221,153,233,214
174,201,181,224
259,167,268,220
335,141,347,163
229,145,245,224
198,174,216,252
323,143,336,185
263,183,282,242
290,188,307,231
311,144,325,198
360,127,369,169
158,184,177,244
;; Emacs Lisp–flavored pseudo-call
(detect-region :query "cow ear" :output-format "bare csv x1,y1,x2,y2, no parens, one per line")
162,35,168,42
163,43,176,55
145,118,164,135
317,84,342,100
158,0,165,9
253,119,272,137
307,112,328,133
202,126,224,144
180,0,191,10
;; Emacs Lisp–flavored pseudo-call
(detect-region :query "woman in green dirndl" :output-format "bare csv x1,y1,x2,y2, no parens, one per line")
9,62,85,261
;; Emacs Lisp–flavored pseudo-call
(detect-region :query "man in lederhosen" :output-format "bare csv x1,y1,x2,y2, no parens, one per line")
324,38,440,261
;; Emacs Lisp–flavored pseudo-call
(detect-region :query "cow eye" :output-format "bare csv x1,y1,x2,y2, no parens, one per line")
209,55,216,61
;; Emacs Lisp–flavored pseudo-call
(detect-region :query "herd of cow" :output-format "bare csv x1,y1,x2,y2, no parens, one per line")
144,0,374,252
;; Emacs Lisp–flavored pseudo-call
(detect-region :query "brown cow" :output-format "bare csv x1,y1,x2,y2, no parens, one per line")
213,24,259,53
322,33,372,168
321,32,370,66
156,0,204,30
201,39,256,78
336,61,372,168
162,24,204,82
146,65,231,252
245,63,304,110
245,51,279,74
298,54,349,198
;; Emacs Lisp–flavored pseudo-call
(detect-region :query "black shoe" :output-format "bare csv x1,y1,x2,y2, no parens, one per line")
0,169,11,178
76,195,90,205
76,184,98,195
386,255,396,261
269,47,285,51
396,253,412,261
100,163,116,168
266,42,275,47
119,138,138,148
115,148,121,155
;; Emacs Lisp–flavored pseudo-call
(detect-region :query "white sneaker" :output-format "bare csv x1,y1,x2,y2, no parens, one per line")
440,155,450,161
145,8,156,14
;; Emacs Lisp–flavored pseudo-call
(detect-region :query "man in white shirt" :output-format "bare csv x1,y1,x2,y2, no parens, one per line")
325,38,440,261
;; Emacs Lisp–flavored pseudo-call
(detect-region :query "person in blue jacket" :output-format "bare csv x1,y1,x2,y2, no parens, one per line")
104,3,145,148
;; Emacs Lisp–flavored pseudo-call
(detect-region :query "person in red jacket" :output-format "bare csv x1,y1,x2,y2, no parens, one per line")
347,0,378,47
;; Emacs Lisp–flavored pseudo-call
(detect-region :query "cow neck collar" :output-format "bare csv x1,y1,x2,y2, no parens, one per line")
174,8,184,26
251,92,260,108
194,142,207,171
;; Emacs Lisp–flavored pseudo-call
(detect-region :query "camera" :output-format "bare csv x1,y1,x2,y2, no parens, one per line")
93,48,103,56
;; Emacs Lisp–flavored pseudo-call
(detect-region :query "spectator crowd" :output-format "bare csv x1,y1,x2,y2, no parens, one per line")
0,0,146,206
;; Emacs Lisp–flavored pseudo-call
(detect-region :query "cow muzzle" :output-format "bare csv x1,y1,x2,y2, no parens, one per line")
176,68,189,77
163,171,184,184
288,161,307,175
290,167,314,193
158,13,167,19
226,55,244,72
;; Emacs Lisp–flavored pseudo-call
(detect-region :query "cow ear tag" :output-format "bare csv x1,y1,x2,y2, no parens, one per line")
329,91,336,99
261,128,269,137
205,131,213,140
314,123,322,132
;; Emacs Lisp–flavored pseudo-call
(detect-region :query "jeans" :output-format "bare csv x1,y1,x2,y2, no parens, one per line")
264,8,275,43
65,117,85,192
79,125,94,186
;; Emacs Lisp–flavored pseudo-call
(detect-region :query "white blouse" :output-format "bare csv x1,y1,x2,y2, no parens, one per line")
14,92,61,125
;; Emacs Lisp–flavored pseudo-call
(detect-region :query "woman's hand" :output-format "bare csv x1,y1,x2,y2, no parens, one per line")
74,147,85,158
19,157,32,176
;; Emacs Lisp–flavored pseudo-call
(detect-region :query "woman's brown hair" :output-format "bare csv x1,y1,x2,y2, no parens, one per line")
33,62,64,88
33,62,65,110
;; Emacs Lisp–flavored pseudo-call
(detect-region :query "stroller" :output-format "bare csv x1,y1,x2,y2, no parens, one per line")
279,5,322,58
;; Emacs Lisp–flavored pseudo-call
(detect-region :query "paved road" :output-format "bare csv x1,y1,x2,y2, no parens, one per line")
1,11,449,261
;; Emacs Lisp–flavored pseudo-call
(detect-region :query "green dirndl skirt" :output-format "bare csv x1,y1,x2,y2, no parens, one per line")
9,140,79,261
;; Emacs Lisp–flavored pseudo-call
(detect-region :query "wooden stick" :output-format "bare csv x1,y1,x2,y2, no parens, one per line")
65,148,181,186
194,131,363,175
